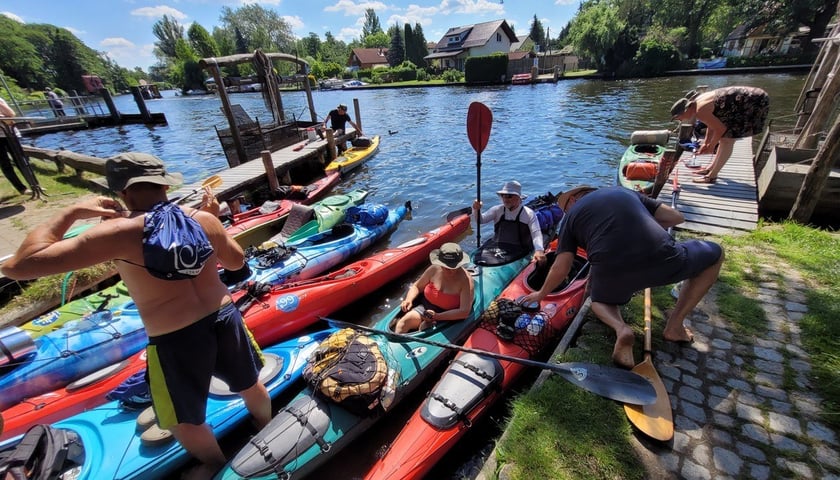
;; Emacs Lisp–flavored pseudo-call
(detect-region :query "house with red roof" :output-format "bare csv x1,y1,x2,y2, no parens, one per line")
348,48,390,70
425,19,518,71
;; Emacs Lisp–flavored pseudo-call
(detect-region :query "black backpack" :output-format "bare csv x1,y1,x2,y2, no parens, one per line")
0,425,83,480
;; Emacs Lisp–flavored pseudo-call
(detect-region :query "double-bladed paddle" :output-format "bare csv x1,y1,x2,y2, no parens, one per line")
175,175,223,205
324,318,657,406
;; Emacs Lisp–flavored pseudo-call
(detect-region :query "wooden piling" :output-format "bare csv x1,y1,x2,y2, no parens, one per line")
129,86,152,123
99,88,120,122
261,150,280,193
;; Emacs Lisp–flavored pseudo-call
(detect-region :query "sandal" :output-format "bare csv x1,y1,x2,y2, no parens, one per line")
692,167,711,176
692,175,717,184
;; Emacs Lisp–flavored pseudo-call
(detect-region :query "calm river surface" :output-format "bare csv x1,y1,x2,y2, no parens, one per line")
29,72,807,479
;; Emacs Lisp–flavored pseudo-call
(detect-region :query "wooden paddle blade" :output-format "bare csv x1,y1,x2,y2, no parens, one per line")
553,362,658,405
203,175,223,189
624,361,674,441
466,102,492,154
624,288,674,440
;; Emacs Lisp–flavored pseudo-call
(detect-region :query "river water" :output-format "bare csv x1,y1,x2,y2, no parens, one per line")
27,72,807,478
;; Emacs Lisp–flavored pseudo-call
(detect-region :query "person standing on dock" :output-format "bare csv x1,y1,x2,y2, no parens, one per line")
1,152,270,478
670,86,769,184
44,87,66,117
322,103,363,153
0,96,30,195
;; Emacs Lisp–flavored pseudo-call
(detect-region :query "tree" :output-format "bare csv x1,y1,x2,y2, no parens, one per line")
152,15,184,61
529,14,546,51
410,23,429,67
566,0,627,72
219,4,295,53
387,25,405,66
320,31,349,66
299,33,321,58
363,31,390,48
362,8,383,38
0,16,45,88
739,0,838,55
187,23,220,59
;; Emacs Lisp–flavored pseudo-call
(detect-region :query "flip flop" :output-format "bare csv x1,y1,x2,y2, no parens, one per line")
692,175,717,184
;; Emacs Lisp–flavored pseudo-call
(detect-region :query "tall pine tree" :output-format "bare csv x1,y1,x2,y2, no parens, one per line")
387,25,404,66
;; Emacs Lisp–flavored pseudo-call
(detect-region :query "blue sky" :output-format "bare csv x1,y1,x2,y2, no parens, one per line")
1,0,578,71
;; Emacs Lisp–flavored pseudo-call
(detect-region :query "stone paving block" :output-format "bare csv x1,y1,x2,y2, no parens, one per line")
794,374,812,389
711,395,735,414
674,415,704,440
677,385,705,405
754,372,783,388
681,400,707,424
753,345,784,362
785,301,807,313
754,358,784,375
660,451,680,472
712,412,736,428
776,458,812,477
691,444,710,465
659,363,681,381
735,441,766,462
741,423,771,444
711,428,733,445
789,358,811,374
710,338,732,350
765,330,785,342
694,322,714,336
714,328,734,341
748,463,771,480
681,460,711,480
755,384,787,402
713,446,744,476
706,357,731,373
682,373,703,389
709,385,730,398
769,433,807,454
787,310,804,321
807,421,838,446
815,443,840,470
768,412,802,436
769,399,793,414
672,431,690,453
736,403,764,423
792,394,822,417
737,391,762,406
726,377,752,392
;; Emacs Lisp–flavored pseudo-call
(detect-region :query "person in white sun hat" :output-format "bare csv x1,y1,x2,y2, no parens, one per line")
472,180,546,264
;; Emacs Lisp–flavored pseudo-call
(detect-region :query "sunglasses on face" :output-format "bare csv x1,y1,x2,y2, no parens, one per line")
500,194,516,199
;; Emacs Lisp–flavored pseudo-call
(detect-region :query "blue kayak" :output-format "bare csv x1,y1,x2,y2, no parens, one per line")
0,329,335,480
216,250,530,479
0,304,146,411
236,202,409,287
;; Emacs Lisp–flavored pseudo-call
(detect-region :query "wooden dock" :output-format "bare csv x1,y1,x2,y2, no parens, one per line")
170,131,353,202
658,138,758,236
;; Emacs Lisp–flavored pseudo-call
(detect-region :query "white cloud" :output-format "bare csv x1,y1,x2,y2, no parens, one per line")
387,4,438,27
130,6,188,21
325,1,388,16
283,15,304,32
337,26,361,43
0,11,24,23
440,0,503,15
99,37,154,70
64,26,85,35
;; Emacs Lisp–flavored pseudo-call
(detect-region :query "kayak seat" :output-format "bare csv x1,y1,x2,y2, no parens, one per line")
209,353,284,397
275,204,314,242
420,353,503,429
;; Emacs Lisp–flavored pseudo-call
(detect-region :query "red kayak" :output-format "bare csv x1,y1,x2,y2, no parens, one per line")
0,212,470,441
233,211,471,347
0,350,147,441
364,249,590,480
225,171,340,237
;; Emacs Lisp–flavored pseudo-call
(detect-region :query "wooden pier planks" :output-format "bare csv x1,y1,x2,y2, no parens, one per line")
658,138,758,235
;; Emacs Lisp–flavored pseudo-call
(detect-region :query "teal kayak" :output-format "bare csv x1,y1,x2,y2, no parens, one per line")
216,250,530,479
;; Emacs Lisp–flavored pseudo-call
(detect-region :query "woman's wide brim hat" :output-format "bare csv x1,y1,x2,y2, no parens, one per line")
430,242,469,269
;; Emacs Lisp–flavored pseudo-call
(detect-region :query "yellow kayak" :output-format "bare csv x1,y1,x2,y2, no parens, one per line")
325,135,380,175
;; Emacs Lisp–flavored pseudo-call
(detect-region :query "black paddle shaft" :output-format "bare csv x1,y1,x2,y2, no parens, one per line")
323,318,657,406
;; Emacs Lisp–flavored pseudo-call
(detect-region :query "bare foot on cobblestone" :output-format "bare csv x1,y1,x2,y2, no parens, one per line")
612,326,636,369
663,325,694,344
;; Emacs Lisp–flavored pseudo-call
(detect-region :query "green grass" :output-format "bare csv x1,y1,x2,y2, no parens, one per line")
497,222,840,478
0,158,105,203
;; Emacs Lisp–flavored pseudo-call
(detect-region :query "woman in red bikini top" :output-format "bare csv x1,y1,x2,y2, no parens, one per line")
394,243,474,333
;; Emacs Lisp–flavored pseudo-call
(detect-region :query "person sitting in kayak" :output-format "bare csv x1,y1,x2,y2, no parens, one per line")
520,186,724,369
394,243,474,333
1,152,271,478
473,181,546,264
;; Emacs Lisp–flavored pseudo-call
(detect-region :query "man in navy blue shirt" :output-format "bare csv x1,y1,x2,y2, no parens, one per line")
322,104,363,153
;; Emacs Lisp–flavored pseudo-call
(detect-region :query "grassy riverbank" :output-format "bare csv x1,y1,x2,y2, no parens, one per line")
493,223,840,479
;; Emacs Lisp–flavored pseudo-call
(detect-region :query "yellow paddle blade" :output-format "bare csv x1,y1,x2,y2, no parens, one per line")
624,359,674,441
202,174,223,189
